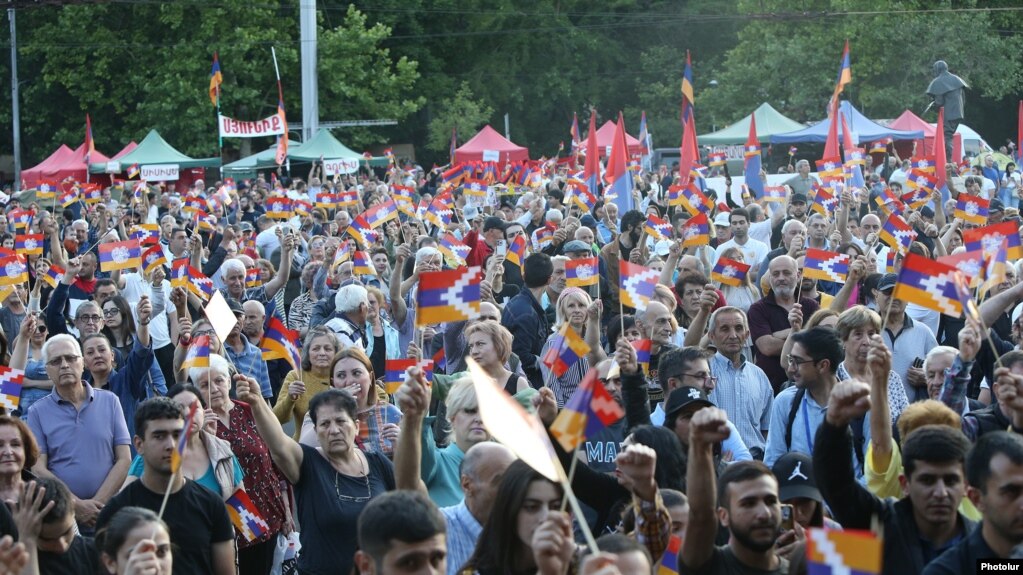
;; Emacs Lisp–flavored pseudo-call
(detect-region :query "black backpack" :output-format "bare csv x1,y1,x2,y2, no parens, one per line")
784,387,866,471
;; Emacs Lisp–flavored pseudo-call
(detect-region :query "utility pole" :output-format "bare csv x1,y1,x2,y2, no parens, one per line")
300,0,318,141
9,6,21,192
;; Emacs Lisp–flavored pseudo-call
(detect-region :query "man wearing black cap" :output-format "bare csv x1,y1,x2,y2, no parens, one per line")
769,192,809,250
463,216,506,268
988,198,1005,224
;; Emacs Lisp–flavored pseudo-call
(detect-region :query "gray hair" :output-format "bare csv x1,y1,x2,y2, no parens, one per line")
222,258,246,277
188,353,231,386
708,306,748,334
546,209,564,223
781,219,806,235
335,284,369,314
415,246,442,265
42,334,81,364
924,346,958,373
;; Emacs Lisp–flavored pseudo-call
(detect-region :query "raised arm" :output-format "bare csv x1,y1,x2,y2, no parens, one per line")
235,374,304,483
680,407,732,571
979,279,1023,329
866,335,894,473
8,315,37,371
390,244,411,326
393,369,430,494
262,233,296,301
779,303,804,368
659,241,682,287
683,285,717,348
829,257,867,312
584,301,607,366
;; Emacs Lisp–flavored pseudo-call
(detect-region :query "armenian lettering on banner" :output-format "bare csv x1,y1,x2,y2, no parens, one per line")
218,114,287,138
140,165,179,182
323,158,361,176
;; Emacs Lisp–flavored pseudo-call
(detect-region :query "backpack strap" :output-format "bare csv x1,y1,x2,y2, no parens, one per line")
784,387,806,451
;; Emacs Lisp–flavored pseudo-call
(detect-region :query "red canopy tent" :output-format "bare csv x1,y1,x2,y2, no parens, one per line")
593,120,644,157
22,142,111,188
453,125,529,164
887,110,936,158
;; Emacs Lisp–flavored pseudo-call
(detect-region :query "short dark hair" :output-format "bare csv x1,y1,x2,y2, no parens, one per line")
591,533,652,564
606,314,636,346
902,425,971,479
35,477,74,524
357,491,446,564
717,460,775,509
676,273,709,292
134,397,184,439
967,431,1023,494
657,346,709,388
729,208,750,224
167,383,207,409
789,327,844,375
1000,350,1023,372
620,210,645,232
308,389,358,426
95,278,117,292
522,253,553,289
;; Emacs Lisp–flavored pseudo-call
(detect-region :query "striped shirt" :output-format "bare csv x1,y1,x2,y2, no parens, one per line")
441,501,481,575
707,352,773,452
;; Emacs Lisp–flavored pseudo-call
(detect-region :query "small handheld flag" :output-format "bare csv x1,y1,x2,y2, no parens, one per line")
894,253,963,317
549,368,625,452
41,264,64,288
963,221,1023,261
631,339,652,376
226,489,271,543
14,234,43,256
657,534,681,575
0,367,25,412
710,258,750,287
955,193,990,225
542,323,591,378
806,528,881,575
566,257,599,288
803,248,850,283
245,268,263,288
352,251,374,276
644,214,673,242
181,335,211,371
416,267,482,326
620,261,660,311
170,399,200,473
98,240,143,273
260,317,302,372
679,213,710,247
142,245,167,275
878,213,916,255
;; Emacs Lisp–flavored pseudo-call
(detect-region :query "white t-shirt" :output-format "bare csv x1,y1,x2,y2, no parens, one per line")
120,273,175,349
713,237,770,273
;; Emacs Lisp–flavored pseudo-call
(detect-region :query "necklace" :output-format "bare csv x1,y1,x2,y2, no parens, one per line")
333,452,371,503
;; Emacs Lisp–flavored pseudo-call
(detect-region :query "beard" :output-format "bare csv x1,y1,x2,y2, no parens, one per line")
773,285,795,299
729,520,780,553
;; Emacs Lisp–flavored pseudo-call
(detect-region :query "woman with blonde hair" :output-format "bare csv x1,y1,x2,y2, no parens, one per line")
464,320,528,396
538,287,594,407
299,347,402,457
273,327,340,440
714,246,760,314
835,306,909,421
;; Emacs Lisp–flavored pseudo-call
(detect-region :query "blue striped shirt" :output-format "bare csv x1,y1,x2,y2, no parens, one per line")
707,352,773,452
441,501,481,575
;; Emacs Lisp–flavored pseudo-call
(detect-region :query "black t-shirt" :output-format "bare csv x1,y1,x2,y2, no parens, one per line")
681,546,789,575
96,480,234,575
38,535,99,575
295,444,395,575
0,503,16,540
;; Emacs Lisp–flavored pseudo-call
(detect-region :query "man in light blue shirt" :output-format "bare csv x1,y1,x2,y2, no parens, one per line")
764,326,870,479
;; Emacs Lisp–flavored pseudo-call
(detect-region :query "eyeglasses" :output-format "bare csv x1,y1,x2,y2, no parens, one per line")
680,372,717,385
786,356,817,367
102,309,120,317
35,325,46,333
76,314,102,324
46,354,81,367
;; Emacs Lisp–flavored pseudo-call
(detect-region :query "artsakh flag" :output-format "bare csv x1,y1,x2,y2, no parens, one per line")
260,317,302,372
644,214,673,242
566,257,599,288
878,213,916,254
806,528,881,575
549,367,625,452
804,248,850,283
0,367,24,412
98,240,142,272
894,253,963,317
679,213,710,247
416,267,482,326
963,221,1023,261
226,488,271,543
542,323,591,378
14,234,43,256
619,261,659,311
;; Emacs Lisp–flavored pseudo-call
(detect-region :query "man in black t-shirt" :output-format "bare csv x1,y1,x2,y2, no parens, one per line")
95,398,235,575
14,477,99,574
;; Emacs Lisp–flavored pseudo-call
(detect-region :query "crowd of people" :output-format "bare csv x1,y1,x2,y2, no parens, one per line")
0,145,1018,575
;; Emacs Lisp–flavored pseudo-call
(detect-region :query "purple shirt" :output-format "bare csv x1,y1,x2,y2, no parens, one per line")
747,292,820,394
27,382,131,499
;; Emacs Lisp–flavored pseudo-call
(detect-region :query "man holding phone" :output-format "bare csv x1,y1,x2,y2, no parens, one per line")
463,216,506,268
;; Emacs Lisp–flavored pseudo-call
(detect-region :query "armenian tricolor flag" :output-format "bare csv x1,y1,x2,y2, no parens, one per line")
815,157,843,180
142,246,167,275
0,367,24,412
631,339,652,376
955,193,990,225
963,221,1023,261
58,187,79,208
566,257,599,288
432,347,447,373
384,359,434,394
171,399,200,473
869,140,889,154
260,317,302,372
170,258,189,289
226,489,271,543
41,264,64,288
894,253,963,317
542,323,591,378
549,368,625,452
910,156,936,173
209,53,223,106
804,248,850,283
416,267,482,326
98,240,142,272
708,152,727,167
657,535,681,575
316,193,338,210
620,261,659,311
679,213,710,247
8,209,33,231
806,528,881,575
14,234,43,256
710,258,750,287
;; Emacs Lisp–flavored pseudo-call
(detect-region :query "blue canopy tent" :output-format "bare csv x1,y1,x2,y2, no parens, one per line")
769,101,924,144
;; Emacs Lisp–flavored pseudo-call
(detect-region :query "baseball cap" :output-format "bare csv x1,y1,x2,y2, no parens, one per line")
771,452,822,503
224,297,244,316
240,222,254,233
580,214,599,228
713,212,731,227
483,216,507,232
563,240,591,253
990,198,1005,213
664,386,714,419
790,193,809,205
876,272,897,292
920,206,935,219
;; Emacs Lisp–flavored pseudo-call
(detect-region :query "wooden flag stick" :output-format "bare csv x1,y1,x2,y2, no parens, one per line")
554,455,599,555
559,450,581,513
879,292,896,335
157,466,181,520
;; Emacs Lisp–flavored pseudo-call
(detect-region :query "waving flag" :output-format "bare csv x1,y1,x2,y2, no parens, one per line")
938,250,984,287
935,107,948,194
657,534,682,575
347,214,375,248
566,257,600,288
505,234,528,269
337,190,360,208
874,187,905,216
644,214,673,242
84,114,95,165
901,189,931,210
542,323,591,378
549,367,625,452
804,248,850,283
680,50,695,126
679,213,710,247
171,258,189,289
352,251,374,276
226,489,271,543
815,157,843,180
36,182,57,200
142,246,167,275
187,267,214,302
170,399,199,473
417,267,482,326
811,187,838,219
980,238,1009,298
41,264,64,288
385,359,420,394
605,112,635,214
807,528,881,575
532,227,555,251
631,339,652,376
829,39,852,111
569,113,581,153
181,335,211,371
566,180,596,213
910,156,936,173
315,193,337,210
99,240,142,272
711,258,750,287
708,152,727,167
907,170,938,194
583,111,601,197
0,367,24,412
637,111,649,155
266,197,292,220
14,234,43,257
620,261,659,311
127,163,141,180
0,256,26,287
331,240,352,271
760,186,785,203
129,224,160,246
260,317,302,372
274,90,287,166
894,253,962,317
439,233,471,267
432,347,447,373
955,193,989,225
953,271,982,323
363,200,398,229
870,140,889,154
8,209,32,231
209,53,223,106
742,115,765,198
963,221,1023,261
246,268,263,289
680,184,712,216
879,213,916,254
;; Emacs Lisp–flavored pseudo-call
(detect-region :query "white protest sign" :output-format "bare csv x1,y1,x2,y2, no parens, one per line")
105,161,121,174
218,114,287,138
141,164,179,181
323,158,360,176
482,149,500,162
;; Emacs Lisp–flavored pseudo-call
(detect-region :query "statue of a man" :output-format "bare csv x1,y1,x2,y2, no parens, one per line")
926,60,968,161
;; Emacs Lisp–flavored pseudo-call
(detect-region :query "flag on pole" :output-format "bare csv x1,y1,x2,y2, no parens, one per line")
644,214,673,242
679,213,710,247
260,317,302,372
505,234,528,269
955,193,989,225
570,113,581,153
85,114,95,165
41,264,64,288
893,253,963,317
811,187,838,219
938,250,984,287
605,112,635,215
548,368,625,452
804,248,850,283
128,163,141,180
657,535,682,575
0,256,27,287
416,267,482,326
743,115,764,197
432,347,447,372
130,224,160,246
879,213,917,254
449,127,457,163
980,238,1009,298
98,240,142,272
637,111,649,155
274,87,287,166
0,367,24,412
566,257,600,288
142,245,167,275
631,339,652,376
963,221,1023,261
806,528,881,575
542,323,591,378
14,234,43,256
226,489,271,543
384,359,433,394
680,51,695,126
620,262,660,311
583,111,601,197
209,53,223,106
181,335,211,371
170,399,200,473
352,251,374,276
439,233,471,267
710,258,750,287
935,107,948,192
829,40,852,111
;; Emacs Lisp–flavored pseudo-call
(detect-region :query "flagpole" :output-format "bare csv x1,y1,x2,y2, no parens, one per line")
879,293,896,335
158,466,181,520
559,449,580,513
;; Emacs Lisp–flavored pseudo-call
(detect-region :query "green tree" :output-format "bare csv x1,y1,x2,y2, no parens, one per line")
426,82,493,155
